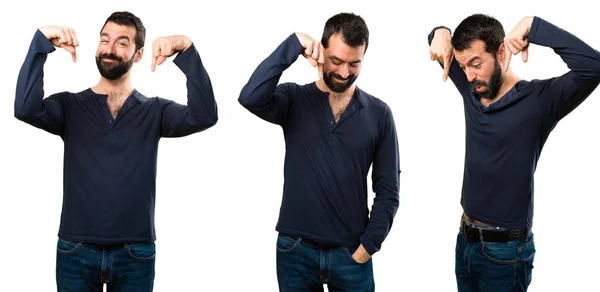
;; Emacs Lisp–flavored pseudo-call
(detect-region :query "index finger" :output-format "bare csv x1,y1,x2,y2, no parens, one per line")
318,43,324,64
442,54,452,82
151,39,160,72
318,63,323,79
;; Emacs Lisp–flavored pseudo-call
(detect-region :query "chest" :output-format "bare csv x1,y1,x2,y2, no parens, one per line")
287,98,378,157
328,98,353,122
464,98,542,149
63,98,159,145
107,97,127,119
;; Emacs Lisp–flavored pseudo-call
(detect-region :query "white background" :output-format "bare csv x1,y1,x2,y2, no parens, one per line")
1,0,598,291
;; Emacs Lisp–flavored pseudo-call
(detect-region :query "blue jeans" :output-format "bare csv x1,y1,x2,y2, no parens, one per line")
56,238,156,292
276,233,374,291
455,231,536,291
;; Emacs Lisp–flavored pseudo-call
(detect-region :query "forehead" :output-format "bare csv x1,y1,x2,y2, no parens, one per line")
454,40,490,65
325,33,365,61
100,22,136,39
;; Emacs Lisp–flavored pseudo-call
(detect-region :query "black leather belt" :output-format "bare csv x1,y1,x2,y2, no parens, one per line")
460,220,530,243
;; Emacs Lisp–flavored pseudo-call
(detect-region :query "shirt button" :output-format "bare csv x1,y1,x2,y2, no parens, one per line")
109,120,113,124
330,120,334,125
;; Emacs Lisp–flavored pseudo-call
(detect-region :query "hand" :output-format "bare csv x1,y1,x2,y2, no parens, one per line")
429,28,453,82
295,33,325,78
351,244,371,264
151,35,192,72
503,16,535,70
39,25,79,62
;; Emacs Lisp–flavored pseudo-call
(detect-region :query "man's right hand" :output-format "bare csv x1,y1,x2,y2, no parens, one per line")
39,25,79,62
295,33,324,77
429,28,453,82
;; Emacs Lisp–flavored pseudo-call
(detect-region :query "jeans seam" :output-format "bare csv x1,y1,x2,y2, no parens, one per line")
125,243,156,260
57,240,81,254
518,238,534,253
481,242,518,264
276,235,301,252
108,250,114,284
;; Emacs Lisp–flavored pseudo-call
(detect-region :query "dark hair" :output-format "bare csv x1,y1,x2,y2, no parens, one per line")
451,14,505,57
321,12,369,53
101,11,146,51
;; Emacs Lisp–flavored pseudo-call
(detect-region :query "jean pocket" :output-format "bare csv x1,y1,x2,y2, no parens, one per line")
481,241,518,264
343,247,366,265
276,234,301,252
125,242,156,260
57,238,80,253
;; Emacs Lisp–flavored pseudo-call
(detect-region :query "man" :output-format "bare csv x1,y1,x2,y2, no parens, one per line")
428,14,600,291
239,12,400,291
14,11,218,291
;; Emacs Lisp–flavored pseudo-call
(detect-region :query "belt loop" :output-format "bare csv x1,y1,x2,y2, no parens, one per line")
478,228,484,242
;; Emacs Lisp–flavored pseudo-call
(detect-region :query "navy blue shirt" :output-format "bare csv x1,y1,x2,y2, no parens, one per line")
238,34,400,255
428,17,600,229
14,30,218,244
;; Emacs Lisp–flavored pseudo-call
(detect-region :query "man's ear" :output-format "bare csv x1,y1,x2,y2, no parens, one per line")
134,47,144,63
498,42,511,72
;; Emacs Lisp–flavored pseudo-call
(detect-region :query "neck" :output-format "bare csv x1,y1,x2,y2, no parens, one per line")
91,75,134,97
482,69,520,107
316,79,355,101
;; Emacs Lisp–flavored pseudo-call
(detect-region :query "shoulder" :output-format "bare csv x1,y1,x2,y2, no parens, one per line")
276,81,316,98
357,87,393,116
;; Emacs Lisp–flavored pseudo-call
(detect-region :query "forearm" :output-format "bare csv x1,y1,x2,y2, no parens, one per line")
360,111,401,255
238,33,303,118
529,16,600,81
15,30,56,121
14,29,66,135
529,17,600,123
171,43,218,131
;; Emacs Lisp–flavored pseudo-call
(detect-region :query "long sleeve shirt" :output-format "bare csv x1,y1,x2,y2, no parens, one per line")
238,33,400,255
428,16,600,229
14,29,218,244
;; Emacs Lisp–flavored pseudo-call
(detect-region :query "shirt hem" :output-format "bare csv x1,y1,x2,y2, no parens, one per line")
275,225,360,249
58,232,156,244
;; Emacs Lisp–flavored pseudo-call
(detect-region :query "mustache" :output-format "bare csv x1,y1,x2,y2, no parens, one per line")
329,72,353,81
472,80,488,87
98,53,123,62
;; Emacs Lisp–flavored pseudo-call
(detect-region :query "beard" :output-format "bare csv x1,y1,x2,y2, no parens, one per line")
472,60,503,100
95,53,135,80
323,70,358,93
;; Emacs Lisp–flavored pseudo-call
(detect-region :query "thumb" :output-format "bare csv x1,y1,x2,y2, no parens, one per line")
521,45,529,63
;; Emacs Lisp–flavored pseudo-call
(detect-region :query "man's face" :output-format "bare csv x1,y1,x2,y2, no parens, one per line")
95,21,142,80
321,33,365,93
454,40,503,99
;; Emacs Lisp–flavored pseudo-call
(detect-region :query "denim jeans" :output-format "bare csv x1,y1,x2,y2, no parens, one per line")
455,230,536,292
276,233,374,291
56,238,156,292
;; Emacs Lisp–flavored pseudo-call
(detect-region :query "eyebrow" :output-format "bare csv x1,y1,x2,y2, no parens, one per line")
101,33,131,42
457,56,483,67
466,57,483,65
329,55,362,64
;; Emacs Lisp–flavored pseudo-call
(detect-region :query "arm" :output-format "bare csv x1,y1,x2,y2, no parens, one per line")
14,29,67,136
237,33,305,125
159,42,218,137
360,105,401,256
428,26,473,96
526,17,600,124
